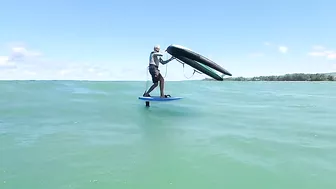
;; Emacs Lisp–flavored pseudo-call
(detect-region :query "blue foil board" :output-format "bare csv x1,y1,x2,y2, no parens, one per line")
138,96,183,102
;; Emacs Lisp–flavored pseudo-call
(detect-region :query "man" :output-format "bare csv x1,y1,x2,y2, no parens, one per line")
143,45,175,98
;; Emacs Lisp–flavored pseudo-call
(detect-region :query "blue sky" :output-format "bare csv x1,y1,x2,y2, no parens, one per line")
0,0,335,80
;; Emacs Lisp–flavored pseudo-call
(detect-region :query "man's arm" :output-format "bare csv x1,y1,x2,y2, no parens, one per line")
160,57,175,65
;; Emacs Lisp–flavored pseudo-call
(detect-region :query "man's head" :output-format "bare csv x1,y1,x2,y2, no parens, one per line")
154,45,160,52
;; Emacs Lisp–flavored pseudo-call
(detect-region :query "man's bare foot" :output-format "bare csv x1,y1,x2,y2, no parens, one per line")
160,94,171,98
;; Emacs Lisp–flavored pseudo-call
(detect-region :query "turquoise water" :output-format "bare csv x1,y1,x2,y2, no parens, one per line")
1,80,335,189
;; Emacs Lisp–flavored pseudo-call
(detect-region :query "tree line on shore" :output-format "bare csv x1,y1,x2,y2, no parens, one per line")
203,73,336,81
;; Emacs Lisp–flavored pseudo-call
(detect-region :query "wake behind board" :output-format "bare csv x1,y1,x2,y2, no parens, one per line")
138,96,183,102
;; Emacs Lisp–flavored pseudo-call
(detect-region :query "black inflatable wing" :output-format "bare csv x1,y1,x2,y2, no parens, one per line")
166,44,232,81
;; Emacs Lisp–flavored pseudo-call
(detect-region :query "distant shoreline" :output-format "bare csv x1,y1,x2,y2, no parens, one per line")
203,72,336,81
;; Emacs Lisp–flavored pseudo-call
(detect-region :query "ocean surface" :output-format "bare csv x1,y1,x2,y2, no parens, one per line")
1,80,335,189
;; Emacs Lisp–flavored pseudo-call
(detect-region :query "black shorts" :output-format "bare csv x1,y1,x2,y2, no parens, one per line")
149,64,162,83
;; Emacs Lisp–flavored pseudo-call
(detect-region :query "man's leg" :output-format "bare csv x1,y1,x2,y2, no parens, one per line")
144,65,159,96
144,82,158,96
159,74,165,97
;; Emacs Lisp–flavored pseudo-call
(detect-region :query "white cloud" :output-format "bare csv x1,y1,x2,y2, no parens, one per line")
278,46,288,53
263,42,288,53
308,46,336,60
0,44,117,80
0,56,16,68
8,46,41,62
0,45,41,69
0,56,9,62
0,56,9,66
